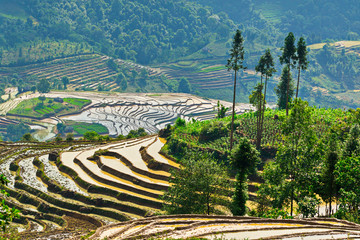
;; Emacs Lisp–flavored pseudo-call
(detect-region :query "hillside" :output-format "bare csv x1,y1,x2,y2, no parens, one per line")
194,0,360,43
0,0,360,108
1,102,360,238
0,0,234,66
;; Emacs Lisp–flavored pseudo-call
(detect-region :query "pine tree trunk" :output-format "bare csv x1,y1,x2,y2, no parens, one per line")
256,75,263,149
296,64,301,98
259,75,268,148
286,65,290,116
230,70,237,150
290,184,294,216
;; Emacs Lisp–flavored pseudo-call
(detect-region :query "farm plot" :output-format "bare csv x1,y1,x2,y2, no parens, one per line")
159,61,258,90
58,92,252,136
0,140,154,238
59,136,174,208
91,215,360,240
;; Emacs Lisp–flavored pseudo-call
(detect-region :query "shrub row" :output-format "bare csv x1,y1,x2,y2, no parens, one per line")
103,151,169,182
54,157,162,209
15,181,128,222
92,153,168,191
3,187,65,227
33,157,147,216
139,145,175,173
74,158,160,199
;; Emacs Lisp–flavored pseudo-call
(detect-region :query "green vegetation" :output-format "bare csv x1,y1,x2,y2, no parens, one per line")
230,138,260,215
226,29,245,150
0,1,358,108
0,0,234,66
162,153,230,215
62,122,108,136
0,174,20,233
63,98,91,107
4,123,30,142
163,99,360,221
8,97,90,118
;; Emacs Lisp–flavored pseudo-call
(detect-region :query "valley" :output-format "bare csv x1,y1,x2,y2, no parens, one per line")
0,91,252,141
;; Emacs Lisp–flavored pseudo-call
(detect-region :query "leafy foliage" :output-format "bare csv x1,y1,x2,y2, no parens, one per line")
5,123,31,142
276,66,294,110
0,0,235,65
216,101,229,119
227,29,246,150
162,153,231,215
0,175,20,233
230,138,260,216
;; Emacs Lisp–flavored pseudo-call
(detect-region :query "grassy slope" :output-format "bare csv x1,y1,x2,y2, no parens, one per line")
8,97,90,118
164,108,350,161
64,121,109,135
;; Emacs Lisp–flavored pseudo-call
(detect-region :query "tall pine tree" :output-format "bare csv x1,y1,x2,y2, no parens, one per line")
276,66,294,110
279,32,297,115
226,30,246,150
296,37,308,98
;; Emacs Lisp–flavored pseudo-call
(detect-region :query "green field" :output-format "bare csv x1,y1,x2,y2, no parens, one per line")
8,97,91,118
65,121,108,135
198,65,226,73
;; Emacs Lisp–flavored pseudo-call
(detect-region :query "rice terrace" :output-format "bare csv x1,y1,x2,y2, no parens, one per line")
1,0,360,239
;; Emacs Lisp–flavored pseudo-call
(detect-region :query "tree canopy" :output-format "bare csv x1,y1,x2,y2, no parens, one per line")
162,153,231,215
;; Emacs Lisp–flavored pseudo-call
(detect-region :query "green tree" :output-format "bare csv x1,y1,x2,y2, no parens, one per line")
0,174,20,232
162,154,230,215
295,37,308,99
342,124,360,158
258,49,276,148
55,134,62,142
84,131,100,141
6,123,31,142
230,138,260,215
177,77,191,93
319,132,339,216
216,101,229,119
37,79,51,93
254,55,266,149
335,156,360,222
21,133,37,142
107,59,118,71
261,99,321,216
57,123,66,135
66,133,74,142
279,32,297,116
275,66,294,110
38,96,46,103
120,79,128,91
226,29,246,150
249,83,264,112
61,77,69,89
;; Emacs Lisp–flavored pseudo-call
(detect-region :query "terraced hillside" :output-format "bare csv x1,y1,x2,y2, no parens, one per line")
0,92,253,139
0,54,163,92
91,215,360,240
0,135,181,238
3,133,355,240
159,61,259,90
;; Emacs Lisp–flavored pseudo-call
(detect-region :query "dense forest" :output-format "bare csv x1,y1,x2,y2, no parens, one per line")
195,0,360,43
0,0,360,108
0,0,234,65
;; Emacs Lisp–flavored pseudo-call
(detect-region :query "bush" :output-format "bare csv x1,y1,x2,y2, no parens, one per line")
83,131,99,141
126,128,148,139
199,121,229,142
175,118,186,127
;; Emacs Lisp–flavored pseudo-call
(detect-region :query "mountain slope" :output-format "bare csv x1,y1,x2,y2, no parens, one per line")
0,0,235,66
